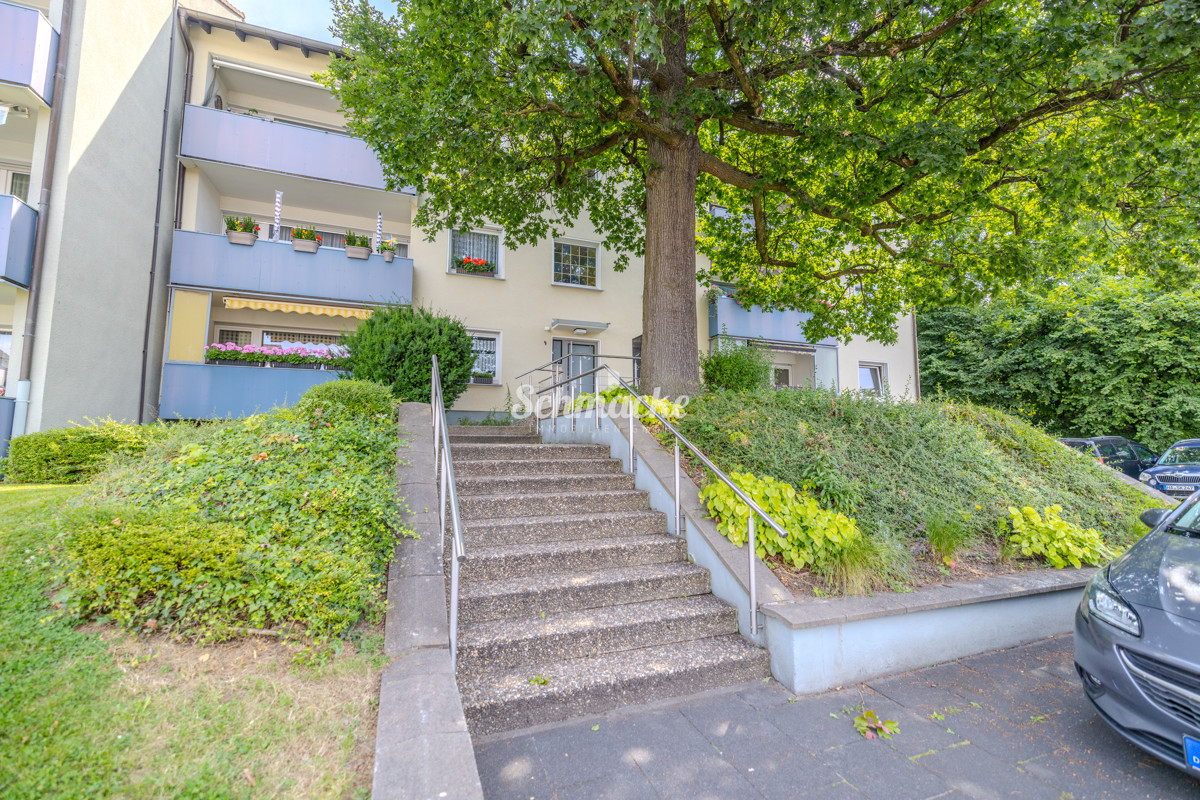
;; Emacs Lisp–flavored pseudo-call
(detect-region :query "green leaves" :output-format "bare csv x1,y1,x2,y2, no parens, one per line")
1002,504,1120,569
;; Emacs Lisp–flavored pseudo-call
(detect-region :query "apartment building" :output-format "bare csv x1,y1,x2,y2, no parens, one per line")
0,0,918,454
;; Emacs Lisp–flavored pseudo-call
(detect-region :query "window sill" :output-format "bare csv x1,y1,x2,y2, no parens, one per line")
467,380,503,386
448,269,504,280
551,281,602,292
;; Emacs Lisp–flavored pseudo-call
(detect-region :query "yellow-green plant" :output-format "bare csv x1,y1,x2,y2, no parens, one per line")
700,472,861,570
1002,504,1120,569
568,390,686,425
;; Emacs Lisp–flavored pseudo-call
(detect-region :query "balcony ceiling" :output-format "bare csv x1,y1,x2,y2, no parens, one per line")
0,100,38,157
186,158,412,226
215,61,343,121
0,279,19,306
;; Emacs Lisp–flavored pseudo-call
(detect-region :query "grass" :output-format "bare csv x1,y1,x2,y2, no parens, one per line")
0,485,386,799
677,388,1166,593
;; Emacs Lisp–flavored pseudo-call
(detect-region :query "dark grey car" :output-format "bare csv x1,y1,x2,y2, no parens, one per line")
1075,492,1200,776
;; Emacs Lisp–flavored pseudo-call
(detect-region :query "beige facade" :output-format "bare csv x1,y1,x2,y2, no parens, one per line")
1,1,919,448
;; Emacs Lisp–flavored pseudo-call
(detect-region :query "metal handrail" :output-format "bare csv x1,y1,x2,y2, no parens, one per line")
513,352,640,382
430,354,467,668
533,362,786,636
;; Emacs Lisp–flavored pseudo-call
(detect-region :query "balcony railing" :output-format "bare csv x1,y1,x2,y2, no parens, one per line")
180,104,391,190
1,194,37,289
170,230,413,305
159,361,341,420
0,1,58,106
708,295,837,346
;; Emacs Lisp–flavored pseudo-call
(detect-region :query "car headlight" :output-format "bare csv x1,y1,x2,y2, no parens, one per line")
1139,472,1156,485
1084,568,1141,637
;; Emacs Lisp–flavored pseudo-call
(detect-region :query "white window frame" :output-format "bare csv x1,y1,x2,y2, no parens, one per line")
858,361,888,396
448,228,505,279
467,329,502,385
551,237,602,290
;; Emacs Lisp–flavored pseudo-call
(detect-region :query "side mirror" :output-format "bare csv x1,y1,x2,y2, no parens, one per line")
1140,508,1169,529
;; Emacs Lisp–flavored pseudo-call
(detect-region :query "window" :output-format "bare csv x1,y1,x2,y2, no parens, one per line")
858,363,886,396
1133,444,1157,462
469,332,499,384
773,367,791,388
263,330,345,352
553,241,598,287
9,173,30,203
0,328,11,392
215,328,251,346
450,229,500,275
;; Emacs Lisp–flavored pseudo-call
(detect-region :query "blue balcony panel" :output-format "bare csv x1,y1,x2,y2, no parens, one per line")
0,396,14,459
709,295,837,347
170,230,412,305
0,1,58,105
1,195,37,289
180,104,392,190
159,362,341,420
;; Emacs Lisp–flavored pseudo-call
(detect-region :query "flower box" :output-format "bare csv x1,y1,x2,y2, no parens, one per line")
382,251,395,263
271,362,321,370
292,239,319,254
345,245,371,260
225,230,258,246
454,256,496,277
470,374,495,385
207,358,263,367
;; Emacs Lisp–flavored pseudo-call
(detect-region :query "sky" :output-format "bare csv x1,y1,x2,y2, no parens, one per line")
230,0,382,44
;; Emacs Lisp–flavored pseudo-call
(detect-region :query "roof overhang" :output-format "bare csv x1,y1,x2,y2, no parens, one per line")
550,319,610,335
184,9,344,58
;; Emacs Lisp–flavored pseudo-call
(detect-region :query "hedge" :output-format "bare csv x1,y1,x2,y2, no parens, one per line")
6,421,167,484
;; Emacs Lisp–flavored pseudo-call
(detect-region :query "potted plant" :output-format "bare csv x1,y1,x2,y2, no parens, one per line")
471,371,495,385
345,231,371,260
292,226,321,253
454,256,496,276
380,238,397,263
224,215,259,246
204,343,264,367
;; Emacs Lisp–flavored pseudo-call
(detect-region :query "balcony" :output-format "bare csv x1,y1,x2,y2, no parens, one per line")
158,362,341,420
0,1,58,106
170,230,412,304
708,295,836,346
1,194,36,289
180,104,391,190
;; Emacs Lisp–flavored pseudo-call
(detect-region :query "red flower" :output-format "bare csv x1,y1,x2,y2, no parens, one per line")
316,236,322,242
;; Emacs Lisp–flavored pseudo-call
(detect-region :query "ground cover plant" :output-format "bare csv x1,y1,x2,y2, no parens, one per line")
5,419,169,484
0,485,384,798
678,388,1164,594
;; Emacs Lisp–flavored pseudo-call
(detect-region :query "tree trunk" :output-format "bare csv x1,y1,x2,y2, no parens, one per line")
639,9,699,400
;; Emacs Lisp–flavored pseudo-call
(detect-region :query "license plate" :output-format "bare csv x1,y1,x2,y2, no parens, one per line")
1171,485,1196,493
1185,736,1200,770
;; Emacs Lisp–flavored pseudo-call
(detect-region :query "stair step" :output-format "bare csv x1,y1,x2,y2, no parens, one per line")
454,458,624,477
457,562,711,623
458,489,648,520
459,534,685,582
456,473,635,497
451,443,610,461
462,510,668,547
459,635,771,736
456,596,737,671
446,432,542,444
448,425,535,438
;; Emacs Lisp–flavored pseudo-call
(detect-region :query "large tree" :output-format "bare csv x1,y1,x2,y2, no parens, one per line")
325,0,1199,395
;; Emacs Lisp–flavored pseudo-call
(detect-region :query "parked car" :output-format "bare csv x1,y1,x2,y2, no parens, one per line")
1139,440,1200,501
1058,436,1159,478
1075,492,1200,775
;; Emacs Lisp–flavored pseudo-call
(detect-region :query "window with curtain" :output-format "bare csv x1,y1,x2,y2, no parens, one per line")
9,173,30,203
469,333,498,382
553,241,598,287
451,230,500,272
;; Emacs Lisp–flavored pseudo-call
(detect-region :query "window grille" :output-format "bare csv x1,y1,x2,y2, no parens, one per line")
470,334,498,379
553,242,597,286
263,330,344,351
451,230,499,268
215,329,251,346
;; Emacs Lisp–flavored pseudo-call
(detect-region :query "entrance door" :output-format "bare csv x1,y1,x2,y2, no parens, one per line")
552,339,597,394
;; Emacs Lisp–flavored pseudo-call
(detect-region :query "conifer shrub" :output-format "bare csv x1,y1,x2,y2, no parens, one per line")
6,420,168,484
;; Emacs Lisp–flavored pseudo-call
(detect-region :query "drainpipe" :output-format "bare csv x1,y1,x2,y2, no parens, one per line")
13,0,74,439
135,0,183,423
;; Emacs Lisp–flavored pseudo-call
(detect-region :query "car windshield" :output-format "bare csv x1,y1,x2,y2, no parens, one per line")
1159,446,1200,466
1175,497,1200,530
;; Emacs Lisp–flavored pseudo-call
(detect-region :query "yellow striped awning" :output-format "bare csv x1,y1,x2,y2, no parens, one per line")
222,297,373,320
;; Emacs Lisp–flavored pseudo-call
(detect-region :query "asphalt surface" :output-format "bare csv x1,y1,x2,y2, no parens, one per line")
473,634,1200,799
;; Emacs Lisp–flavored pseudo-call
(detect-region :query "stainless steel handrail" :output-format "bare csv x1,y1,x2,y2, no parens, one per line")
534,362,786,636
431,354,467,668
513,352,640,382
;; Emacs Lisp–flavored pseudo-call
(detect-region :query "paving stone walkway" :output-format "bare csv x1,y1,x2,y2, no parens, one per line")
473,634,1200,799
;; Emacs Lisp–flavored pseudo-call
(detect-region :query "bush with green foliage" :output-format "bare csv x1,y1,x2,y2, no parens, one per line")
699,336,773,393
918,276,1200,451
700,472,862,572
6,420,168,484
59,380,406,641
678,388,1162,589
1002,505,1120,569
341,305,474,405
569,387,687,425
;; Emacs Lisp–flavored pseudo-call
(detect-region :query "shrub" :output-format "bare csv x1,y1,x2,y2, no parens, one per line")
569,388,687,425
341,305,474,405
699,336,773,392
6,420,168,484
699,472,862,572
1002,505,1120,569
291,379,396,424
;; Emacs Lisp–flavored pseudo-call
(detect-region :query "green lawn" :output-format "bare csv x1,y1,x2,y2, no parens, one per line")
0,486,383,799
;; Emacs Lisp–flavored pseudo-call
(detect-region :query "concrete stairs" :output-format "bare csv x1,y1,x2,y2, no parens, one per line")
447,424,769,737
